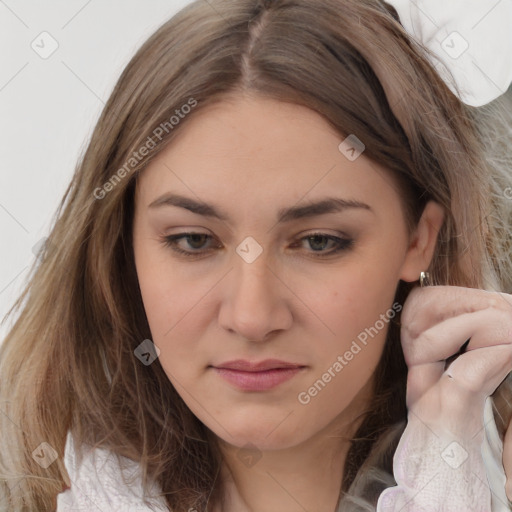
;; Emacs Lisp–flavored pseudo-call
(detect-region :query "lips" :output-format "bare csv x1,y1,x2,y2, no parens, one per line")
213,359,304,372
211,359,306,391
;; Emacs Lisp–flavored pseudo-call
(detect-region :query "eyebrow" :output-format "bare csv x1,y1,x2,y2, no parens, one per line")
148,193,373,223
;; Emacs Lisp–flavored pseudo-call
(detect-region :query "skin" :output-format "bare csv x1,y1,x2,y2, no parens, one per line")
132,92,448,512
400,285,512,507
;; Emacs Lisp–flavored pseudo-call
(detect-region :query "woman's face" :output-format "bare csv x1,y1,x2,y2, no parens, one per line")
133,93,418,451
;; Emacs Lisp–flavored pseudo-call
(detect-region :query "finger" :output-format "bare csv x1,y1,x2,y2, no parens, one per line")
443,344,512,398
406,361,445,406
402,307,512,366
406,348,512,412
402,286,512,337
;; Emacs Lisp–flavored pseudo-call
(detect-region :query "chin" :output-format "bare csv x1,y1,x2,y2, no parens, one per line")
207,415,313,452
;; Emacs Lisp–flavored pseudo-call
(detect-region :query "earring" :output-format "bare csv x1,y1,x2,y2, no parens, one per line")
419,271,430,288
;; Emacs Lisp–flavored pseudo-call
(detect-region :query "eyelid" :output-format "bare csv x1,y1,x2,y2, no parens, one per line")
160,230,354,259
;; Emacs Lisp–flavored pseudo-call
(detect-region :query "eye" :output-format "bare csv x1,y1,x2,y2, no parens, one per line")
290,232,354,257
160,232,219,257
160,232,354,258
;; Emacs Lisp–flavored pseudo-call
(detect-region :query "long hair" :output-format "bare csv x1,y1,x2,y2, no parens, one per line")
1,0,511,510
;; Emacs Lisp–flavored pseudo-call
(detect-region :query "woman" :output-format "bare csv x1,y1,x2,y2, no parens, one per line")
1,0,511,510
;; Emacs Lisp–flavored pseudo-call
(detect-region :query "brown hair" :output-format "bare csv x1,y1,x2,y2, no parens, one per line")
1,0,511,510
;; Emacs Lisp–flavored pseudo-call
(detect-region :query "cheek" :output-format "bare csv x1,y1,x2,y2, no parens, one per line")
303,260,401,348
137,270,203,360
290,273,396,424
294,242,403,390
133,256,229,398
136,267,174,338
134,234,197,335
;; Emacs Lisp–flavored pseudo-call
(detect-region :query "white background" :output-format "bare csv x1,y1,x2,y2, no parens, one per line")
0,1,194,343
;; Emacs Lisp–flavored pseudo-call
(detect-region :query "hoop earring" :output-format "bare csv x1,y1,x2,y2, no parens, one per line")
419,271,431,288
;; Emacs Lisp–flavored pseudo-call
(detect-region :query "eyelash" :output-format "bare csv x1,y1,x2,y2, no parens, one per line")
160,232,354,259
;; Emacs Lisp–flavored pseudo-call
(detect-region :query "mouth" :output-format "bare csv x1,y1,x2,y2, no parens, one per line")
210,359,306,391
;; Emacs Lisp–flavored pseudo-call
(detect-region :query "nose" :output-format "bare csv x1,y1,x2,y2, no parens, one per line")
217,251,293,342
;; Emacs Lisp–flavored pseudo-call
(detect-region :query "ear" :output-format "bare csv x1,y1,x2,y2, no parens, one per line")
399,201,445,282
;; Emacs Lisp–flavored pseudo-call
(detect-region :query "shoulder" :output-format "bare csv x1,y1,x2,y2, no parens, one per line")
57,430,169,512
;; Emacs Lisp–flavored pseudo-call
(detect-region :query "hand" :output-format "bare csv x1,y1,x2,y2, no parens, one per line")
378,285,512,512
401,285,512,439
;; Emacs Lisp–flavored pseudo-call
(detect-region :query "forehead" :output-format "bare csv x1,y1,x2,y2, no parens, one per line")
135,94,402,221
158,94,343,161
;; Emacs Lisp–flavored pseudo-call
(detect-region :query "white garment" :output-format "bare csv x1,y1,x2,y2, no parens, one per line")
483,397,512,512
377,397,510,512
57,397,510,512
56,435,168,512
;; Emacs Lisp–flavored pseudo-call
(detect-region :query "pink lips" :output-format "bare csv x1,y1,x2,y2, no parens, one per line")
211,359,305,391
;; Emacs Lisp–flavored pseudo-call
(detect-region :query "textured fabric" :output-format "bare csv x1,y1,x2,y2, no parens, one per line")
56,434,169,512
376,397,510,512
483,397,512,512
57,397,510,511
